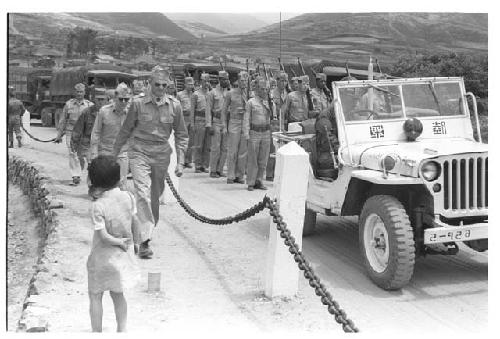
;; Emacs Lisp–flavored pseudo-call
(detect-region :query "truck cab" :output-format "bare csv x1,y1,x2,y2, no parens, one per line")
275,77,488,290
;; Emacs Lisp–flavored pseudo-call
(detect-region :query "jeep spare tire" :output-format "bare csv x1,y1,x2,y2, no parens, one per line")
359,195,415,290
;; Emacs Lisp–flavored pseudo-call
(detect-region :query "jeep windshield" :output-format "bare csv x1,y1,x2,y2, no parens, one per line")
338,80,466,122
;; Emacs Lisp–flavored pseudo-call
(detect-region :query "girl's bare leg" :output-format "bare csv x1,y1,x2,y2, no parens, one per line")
89,292,104,332
110,291,127,332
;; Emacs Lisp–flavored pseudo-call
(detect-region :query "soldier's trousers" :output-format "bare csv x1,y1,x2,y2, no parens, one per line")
183,112,193,164
209,120,228,173
65,132,85,177
128,151,170,244
246,130,271,186
8,115,22,145
226,119,247,180
192,118,210,169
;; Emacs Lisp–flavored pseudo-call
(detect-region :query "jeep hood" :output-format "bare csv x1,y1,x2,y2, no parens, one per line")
351,138,488,175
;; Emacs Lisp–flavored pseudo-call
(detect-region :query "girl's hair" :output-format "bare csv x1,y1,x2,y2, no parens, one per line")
88,155,120,190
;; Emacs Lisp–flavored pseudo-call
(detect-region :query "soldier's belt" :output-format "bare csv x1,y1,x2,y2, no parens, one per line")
182,110,190,117
194,110,205,117
133,136,168,145
250,124,270,132
211,110,222,119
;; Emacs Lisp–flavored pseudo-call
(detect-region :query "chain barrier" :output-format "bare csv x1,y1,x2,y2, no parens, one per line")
21,124,58,143
165,173,359,332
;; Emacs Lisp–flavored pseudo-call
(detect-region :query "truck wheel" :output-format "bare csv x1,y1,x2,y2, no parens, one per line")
359,195,415,290
303,208,317,236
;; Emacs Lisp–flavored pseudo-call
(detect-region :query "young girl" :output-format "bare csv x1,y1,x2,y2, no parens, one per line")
87,155,140,332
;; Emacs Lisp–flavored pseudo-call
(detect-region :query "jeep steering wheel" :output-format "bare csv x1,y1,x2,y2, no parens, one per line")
349,109,378,120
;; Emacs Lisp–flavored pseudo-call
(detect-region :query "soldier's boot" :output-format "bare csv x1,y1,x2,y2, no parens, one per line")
17,136,22,148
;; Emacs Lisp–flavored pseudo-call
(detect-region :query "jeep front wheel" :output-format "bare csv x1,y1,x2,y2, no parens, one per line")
359,195,415,290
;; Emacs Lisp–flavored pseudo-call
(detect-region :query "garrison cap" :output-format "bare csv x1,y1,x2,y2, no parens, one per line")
238,71,249,80
115,83,132,98
94,88,107,99
298,75,310,83
184,77,194,84
200,73,211,81
151,65,171,82
315,73,327,81
291,76,299,82
218,71,229,79
74,83,86,91
276,71,288,80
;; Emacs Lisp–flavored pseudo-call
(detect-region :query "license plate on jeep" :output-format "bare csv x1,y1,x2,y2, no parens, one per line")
424,224,488,244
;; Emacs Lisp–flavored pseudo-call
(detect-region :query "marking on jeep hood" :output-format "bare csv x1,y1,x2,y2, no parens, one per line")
432,121,447,135
370,125,385,138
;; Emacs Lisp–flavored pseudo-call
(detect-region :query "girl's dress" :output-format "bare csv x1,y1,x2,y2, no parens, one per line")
87,187,140,293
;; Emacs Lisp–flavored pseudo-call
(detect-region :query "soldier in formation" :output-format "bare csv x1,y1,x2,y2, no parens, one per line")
190,73,211,173
177,77,195,168
206,71,230,178
55,83,93,185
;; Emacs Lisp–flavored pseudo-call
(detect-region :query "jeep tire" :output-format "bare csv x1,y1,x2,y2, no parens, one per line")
303,207,317,236
359,195,415,290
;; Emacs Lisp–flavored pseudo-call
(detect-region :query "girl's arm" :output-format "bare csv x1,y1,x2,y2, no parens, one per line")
96,228,130,252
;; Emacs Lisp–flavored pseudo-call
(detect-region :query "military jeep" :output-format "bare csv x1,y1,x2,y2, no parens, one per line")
275,77,488,290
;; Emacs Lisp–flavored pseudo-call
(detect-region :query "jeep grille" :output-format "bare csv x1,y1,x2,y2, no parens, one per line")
443,155,488,211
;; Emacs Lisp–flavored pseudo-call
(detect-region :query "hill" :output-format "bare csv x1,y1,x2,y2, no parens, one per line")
208,13,487,65
9,12,196,42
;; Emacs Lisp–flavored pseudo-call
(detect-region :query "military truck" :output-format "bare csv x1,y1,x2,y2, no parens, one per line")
40,64,137,127
8,66,53,119
275,77,488,290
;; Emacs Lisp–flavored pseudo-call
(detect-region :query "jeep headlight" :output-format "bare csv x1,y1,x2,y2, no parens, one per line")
421,161,441,181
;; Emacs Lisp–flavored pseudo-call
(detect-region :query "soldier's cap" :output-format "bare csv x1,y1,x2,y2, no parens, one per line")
315,73,327,81
276,71,288,80
291,76,299,82
200,73,211,81
151,65,171,82
238,71,249,80
340,75,357,81
218,71,229,79
254,76,269,89
297,75,310,83
74,83,86,91
184,77,194,84
115,83,132,98
94,88,107,99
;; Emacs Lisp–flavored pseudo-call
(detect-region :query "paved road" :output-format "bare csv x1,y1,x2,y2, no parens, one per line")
9,125,488,333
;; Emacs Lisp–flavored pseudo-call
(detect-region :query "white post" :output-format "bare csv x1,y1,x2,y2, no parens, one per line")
21,109,31,146
265,141,310,298
161,133,179,204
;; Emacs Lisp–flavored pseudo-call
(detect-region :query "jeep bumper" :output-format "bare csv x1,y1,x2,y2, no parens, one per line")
424,217,488,244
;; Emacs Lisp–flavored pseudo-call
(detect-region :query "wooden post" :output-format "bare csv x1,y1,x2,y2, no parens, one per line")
265,141,310,298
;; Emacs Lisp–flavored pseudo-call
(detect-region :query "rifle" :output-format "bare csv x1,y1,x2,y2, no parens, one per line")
345,60,351,78
278,58,292,93
323,125,338,170
246,58,250,99
375,58,382,75
262,63,275,119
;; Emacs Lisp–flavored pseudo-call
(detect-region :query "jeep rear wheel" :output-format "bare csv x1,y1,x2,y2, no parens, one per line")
303,208,317,236
359,195,415,290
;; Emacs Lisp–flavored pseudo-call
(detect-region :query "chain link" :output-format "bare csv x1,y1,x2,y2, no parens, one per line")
165,173,359,332
21,125,58,143
165,173,270,225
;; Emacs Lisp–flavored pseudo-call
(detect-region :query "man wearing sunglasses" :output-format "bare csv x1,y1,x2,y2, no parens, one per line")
206,70,230,178
190,73,211,173
113,67,188,259
90,83,131,190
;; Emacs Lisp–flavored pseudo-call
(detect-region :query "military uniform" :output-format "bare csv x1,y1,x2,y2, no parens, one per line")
71,104,98,164
190,79,211,172
113,89,188,247
222,84,248,183
282,90,310,124
310,87,329,115
243,88,272,190
265,84,288,180
57,86,93,180
206,81,229,177
177,79,194,165
8,95,25,148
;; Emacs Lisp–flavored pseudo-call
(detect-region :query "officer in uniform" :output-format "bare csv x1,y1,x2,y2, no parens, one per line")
177,76,195,168
55,83,93,185
8,86,25,148
282,75,313,127
206,71,230,178
311,73,330,115
90,84,132,190
190,73,211,173
243,77,272,191
222,71,249,184
113,66,188,259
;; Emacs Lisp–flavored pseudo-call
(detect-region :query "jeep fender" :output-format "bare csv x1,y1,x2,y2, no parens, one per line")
351,170,422,185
